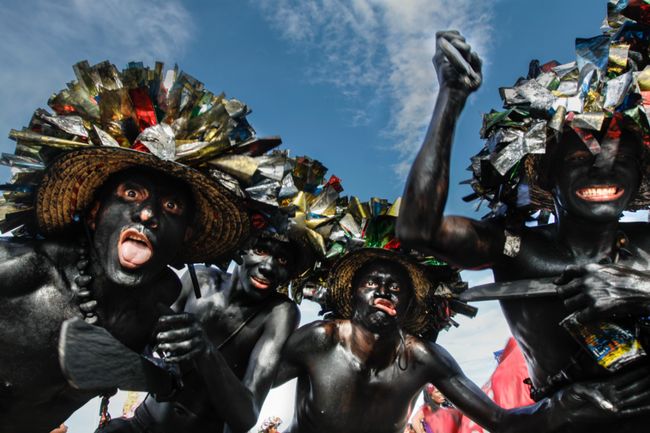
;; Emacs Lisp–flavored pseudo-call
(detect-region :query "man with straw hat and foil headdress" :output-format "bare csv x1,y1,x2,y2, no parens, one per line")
274,198,642,433
98,154,330,433
398,4,650,432
0,60,271,433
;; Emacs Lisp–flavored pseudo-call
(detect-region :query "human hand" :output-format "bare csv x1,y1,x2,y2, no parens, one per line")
433,30,482,95
559,367,650,423
154,307,210,363
555,263,650,323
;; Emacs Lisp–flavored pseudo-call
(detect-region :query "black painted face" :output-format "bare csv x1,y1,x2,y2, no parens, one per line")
238,237,297,299
352,259,413,333
89,168,193,286
551,131,643,222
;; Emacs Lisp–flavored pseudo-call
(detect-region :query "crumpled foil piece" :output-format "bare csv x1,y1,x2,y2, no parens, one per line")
338,212,362,239
490,121,546,175
515,79,556,111
245,179,281,207
93,125,120,147
136,123,176,160
571,112,606,130
36,110,88,138
278,173,299,201
604,70,634,108
257,153,290,181
576,35,611,70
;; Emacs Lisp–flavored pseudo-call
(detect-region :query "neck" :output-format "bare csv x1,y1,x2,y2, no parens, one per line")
555,206,620,261
350,317,402,366
227,266,265,307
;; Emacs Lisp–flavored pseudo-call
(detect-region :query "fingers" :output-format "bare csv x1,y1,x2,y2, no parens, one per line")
562,292,588,312
438,37,477,78
556,279,583,298
582,388,616,412
163,347,204,364
612,367,650,391
554,264,588,285
157,327,201,344
155,313,197,333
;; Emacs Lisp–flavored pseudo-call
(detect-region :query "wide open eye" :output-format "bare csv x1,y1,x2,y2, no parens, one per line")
364,279,378,288
117,183,147,202
277,256,288,266
162,198,184,215
254,248,269,256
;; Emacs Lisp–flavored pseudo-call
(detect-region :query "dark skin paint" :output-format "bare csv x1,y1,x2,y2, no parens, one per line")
98,238,300,433
0,168,193,433
275,259,650,433
396,31,650,432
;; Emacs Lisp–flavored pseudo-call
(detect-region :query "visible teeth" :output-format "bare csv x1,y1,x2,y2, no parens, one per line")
580,187,617,197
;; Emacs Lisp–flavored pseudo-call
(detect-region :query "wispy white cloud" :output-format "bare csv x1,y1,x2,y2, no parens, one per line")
0,0,193,161
253,0,495,175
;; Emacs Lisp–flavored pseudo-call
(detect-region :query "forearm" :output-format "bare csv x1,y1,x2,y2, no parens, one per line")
195,347,257,433
496,394,570,433
397,87,469,247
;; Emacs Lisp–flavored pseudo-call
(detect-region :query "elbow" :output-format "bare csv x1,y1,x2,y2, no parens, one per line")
396,220,436,251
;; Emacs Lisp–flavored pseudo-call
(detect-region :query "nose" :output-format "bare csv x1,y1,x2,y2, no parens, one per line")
133,205,159,229
258,257,276,278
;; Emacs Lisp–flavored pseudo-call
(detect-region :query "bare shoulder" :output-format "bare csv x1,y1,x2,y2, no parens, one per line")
267,294,300,320
409,336,459,372
0,237,60,297
291,319,338,351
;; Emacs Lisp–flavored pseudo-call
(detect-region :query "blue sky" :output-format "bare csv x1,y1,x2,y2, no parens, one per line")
0,0,606,431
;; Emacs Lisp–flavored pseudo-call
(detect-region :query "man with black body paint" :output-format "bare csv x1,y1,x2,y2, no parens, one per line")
397,30,650,433
0,168,196,433
275,254,650,433
99,235,302,433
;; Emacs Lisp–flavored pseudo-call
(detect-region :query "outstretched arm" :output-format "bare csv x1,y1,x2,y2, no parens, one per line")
397,31,503,269
425,342,650,433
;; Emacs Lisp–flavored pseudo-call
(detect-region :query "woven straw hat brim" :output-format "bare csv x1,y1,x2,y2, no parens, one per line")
524,153,650,212
36,147,250,263
328,248,431,335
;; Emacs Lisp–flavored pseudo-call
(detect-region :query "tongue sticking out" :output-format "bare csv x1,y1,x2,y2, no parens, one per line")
119,239,153,268
374,299,397,317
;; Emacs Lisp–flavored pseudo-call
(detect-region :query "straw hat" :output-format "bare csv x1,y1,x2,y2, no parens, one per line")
1,60,268,263
327,248,433,335
36,146,249,263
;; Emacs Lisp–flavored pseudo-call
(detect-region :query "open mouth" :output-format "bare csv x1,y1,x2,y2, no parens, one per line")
575,185,625,202
118,228,153,270
373,298,397,317
250,275,272,290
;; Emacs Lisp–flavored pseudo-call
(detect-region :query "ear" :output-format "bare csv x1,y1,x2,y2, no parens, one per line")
86,201,101,230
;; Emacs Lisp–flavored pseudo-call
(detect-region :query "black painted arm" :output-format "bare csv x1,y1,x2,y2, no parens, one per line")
426,342,650,433
397,32,504,269
223,301,300,433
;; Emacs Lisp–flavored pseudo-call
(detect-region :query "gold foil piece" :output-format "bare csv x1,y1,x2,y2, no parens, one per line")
608,43,630,75
637,66,650,91
347,196,368,221
549,106,567,131
208,155,259,184
387,197,401,217
9,130,89,149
